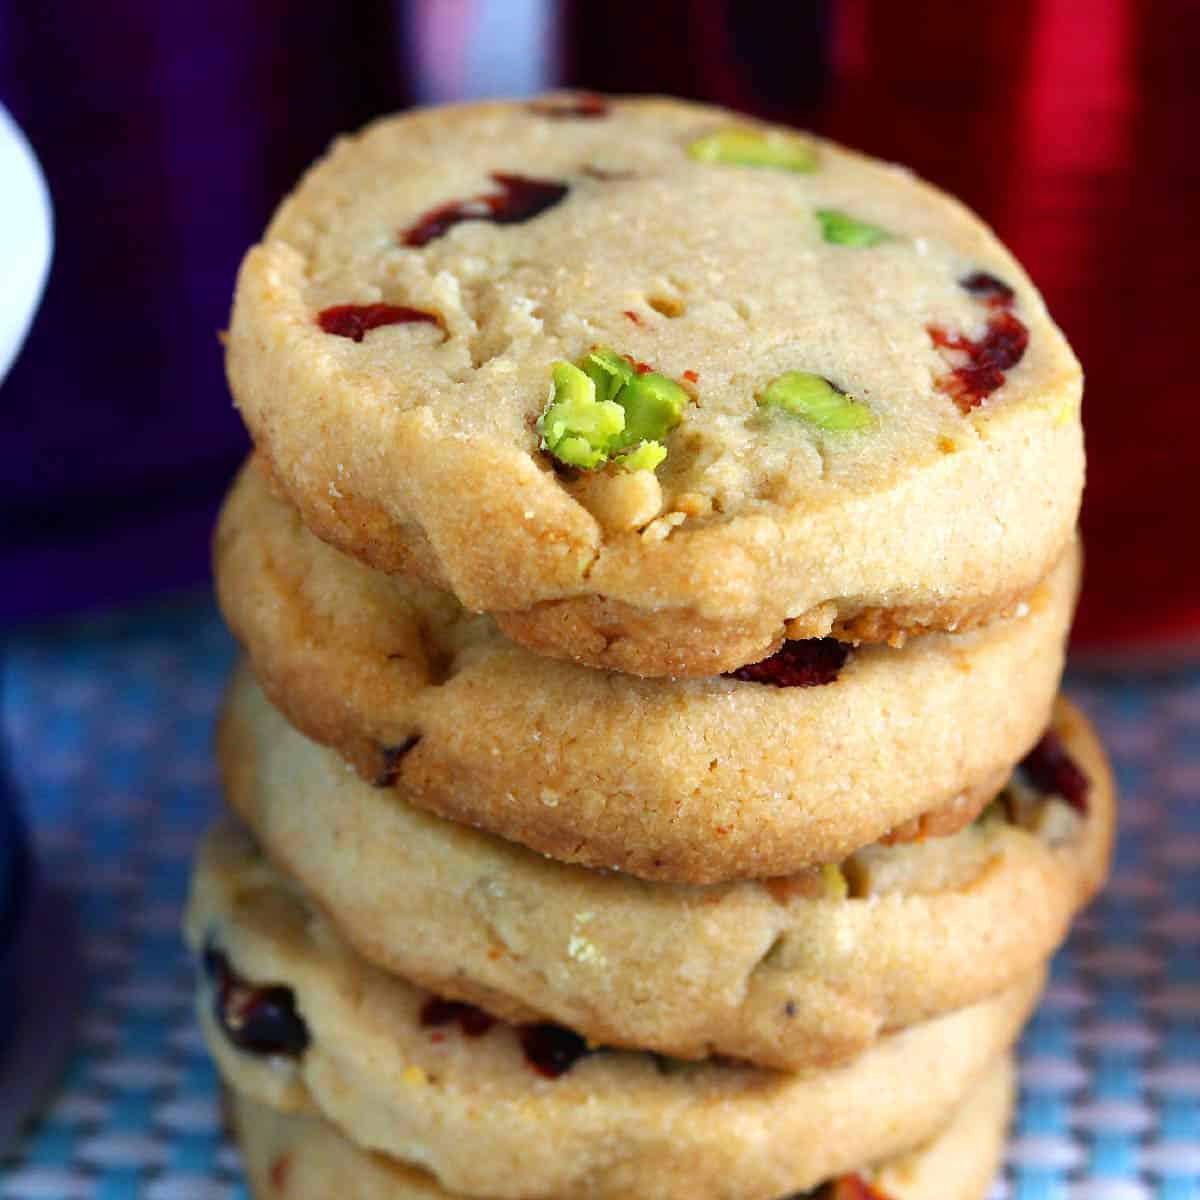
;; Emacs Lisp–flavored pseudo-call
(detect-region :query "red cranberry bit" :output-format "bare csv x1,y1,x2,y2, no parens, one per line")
682,370,699,383
419,995,591,1075
928,310,1030,412
809,1174,895,1200
203,944,310,1057
317,304,440,343
487,174,569,225
529,93,609,119
727,639,851,688
929,269,1029,412
419,996,497,1037
402,174,569,247
623,309,643,325
1019,729,1090,813
519,1022,592,1078
959,271,1015,308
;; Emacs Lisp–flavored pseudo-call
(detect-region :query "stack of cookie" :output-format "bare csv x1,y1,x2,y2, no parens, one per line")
188,96,1114,1200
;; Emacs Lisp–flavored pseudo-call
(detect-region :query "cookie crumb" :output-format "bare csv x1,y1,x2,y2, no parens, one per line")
567,935,606,966
640,511,686,542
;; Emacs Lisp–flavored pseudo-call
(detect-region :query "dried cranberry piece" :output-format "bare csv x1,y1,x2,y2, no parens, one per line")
485,174,569,224
529,94,609,119
929,309,1030,412
203,944,310,1058
419,996,497,1037
519,1022,592,1078
317,303,441,342
417,994,591,1077
807,1175,896,1200
402,174,569,247
727,639,851,687
1019,729,1090,813
960,271,1015,308
930,269,1029,412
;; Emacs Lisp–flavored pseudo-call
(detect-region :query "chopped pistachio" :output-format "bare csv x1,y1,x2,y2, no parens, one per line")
821,862,849,901
537,360,626,469
688,126,817,173
759,371,875,432
538,348,686,471
582,346,636,405
615,371,687,447
816,208,891,247
615,441,667,472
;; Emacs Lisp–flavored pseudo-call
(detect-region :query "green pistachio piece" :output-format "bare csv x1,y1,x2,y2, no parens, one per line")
549,436,606,470
759,371,875,432
816,208,891,247
688,126,817,173
537,361,626,469
615,371,688,447
614,441,667,472
821,863,849,901
538,350,689,472
582,346,636,405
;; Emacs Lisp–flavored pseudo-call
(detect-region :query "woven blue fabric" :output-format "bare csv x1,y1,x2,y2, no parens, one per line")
0,596,1197,1199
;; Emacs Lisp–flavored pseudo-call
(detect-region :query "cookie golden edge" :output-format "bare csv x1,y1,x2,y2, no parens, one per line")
226,94,1083,678
229,1054,1014,1200
215,461,1080,883
220,670,1112,1070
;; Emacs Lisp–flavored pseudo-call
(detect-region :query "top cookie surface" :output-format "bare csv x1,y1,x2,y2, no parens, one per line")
228,94,1083,676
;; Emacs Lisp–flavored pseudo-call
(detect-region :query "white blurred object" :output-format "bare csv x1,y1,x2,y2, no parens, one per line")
0,104,53,386
407,0,557,103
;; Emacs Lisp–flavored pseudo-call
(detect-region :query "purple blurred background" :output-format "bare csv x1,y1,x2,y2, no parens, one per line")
3,0,1198,651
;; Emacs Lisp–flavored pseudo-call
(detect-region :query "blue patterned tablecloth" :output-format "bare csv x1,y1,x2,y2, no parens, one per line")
0,596,1197,1199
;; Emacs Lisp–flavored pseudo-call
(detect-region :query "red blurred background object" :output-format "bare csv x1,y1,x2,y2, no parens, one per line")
566,0,1200,655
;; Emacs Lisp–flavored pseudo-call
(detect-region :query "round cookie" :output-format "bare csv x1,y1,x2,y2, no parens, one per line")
222,669,1112,1070
215,461,1079,882
226,94,1083,678
229,1054,1014,1200
185,818,1043,1200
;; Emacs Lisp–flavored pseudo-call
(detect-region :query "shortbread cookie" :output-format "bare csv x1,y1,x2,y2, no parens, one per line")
185,817,1042,1200
230,1054,1014,1200
222,670,1111,1069
215,463,1079,881
226,94,1083,677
